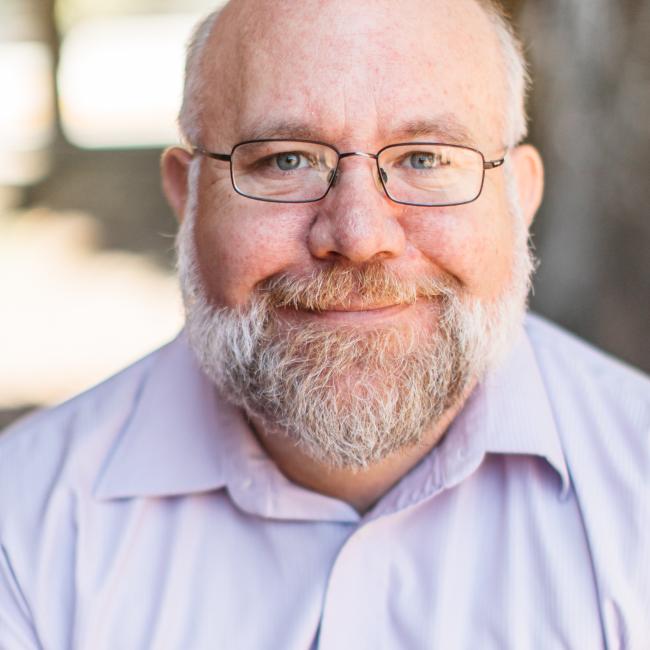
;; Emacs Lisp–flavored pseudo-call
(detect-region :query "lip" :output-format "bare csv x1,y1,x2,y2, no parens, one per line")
295,303,411,323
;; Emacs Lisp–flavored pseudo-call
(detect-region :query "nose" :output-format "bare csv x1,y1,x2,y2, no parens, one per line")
307,157,406,264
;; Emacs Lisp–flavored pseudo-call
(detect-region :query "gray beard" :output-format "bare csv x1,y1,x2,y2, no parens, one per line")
177,162,533,469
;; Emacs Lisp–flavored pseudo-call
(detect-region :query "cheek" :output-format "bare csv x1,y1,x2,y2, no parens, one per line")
403,200,516,300
193,191,311,307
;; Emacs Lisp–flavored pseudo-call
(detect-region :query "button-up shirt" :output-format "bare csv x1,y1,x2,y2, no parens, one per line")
1,314,649,649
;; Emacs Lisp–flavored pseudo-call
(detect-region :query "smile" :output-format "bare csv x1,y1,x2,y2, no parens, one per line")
291,303,413,324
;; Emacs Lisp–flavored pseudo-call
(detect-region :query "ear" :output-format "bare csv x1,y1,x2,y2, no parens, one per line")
508,144,544,227
161,146,194,224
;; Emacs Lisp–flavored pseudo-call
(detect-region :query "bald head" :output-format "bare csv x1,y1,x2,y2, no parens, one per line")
179,0,528,149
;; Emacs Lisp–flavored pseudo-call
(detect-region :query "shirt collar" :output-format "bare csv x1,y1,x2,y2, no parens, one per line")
93,332,358,520
94,331,235,499
435,326,571,497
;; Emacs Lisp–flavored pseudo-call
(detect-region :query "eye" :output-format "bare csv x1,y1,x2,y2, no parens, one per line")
275,152,307,170
409,152,437,169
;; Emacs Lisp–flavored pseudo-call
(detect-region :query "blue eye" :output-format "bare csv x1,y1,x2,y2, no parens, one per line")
276,153,302,170
409,152,436,169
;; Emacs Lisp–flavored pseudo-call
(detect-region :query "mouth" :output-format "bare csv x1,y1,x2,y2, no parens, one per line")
311,302,408,321
275,301,433,326
260,266,454,328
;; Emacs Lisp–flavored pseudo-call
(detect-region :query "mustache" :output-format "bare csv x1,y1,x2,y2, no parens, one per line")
257,263,459,312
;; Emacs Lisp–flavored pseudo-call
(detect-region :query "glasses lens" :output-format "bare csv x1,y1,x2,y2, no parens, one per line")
231,140,338,202
378,144,484,206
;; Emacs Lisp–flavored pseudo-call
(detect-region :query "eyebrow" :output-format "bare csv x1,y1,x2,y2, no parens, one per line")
389,117,477,146
239,120,320,142
238,114,477,147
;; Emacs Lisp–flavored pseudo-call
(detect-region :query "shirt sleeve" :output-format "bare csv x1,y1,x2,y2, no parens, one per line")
0,545,42,649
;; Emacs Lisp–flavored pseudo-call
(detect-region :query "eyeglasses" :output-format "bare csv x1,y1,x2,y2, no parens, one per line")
193,139,506,207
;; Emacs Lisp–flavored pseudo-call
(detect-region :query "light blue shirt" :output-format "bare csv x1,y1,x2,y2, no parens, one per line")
1,315,648,649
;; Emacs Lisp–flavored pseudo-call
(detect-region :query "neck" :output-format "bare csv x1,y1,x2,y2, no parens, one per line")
249,388,473,513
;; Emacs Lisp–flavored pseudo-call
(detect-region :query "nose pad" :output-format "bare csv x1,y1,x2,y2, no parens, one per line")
379,167,388,184
327,169,340,187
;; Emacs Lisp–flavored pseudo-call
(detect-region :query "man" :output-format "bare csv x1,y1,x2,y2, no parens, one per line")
1,0,648,648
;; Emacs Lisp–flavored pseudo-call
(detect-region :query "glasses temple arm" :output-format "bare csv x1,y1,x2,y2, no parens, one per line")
193,147,231,162
483,157,506,170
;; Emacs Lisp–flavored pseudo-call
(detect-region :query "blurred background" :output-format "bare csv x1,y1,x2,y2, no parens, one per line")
0,0,649,428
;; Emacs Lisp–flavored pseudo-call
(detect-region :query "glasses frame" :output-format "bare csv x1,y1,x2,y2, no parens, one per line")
193,138,506,207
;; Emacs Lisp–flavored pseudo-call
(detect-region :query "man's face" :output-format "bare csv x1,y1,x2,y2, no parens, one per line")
173,0,537,467
192,0,516,319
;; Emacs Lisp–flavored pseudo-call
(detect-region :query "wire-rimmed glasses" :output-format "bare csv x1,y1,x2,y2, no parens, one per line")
193,139,506,207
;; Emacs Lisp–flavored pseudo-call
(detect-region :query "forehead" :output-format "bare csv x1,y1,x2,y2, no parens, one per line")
200,0,506,149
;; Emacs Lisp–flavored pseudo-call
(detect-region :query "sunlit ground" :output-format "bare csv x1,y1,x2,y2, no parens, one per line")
0,209,183,417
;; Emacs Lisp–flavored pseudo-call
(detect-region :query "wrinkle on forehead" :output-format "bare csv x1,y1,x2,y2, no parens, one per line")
237,115,478,150
198,0,507,149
